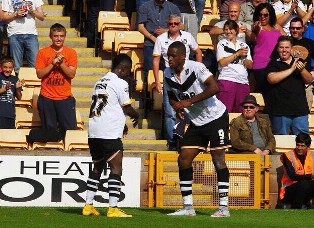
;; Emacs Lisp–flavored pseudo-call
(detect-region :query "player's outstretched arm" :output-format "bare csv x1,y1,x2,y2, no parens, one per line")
123,104,139,127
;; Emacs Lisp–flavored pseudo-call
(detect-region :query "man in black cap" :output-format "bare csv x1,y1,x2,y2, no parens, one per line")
230,95,276,154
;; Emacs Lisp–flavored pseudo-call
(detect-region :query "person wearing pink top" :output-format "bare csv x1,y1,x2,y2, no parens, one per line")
251,3,285,96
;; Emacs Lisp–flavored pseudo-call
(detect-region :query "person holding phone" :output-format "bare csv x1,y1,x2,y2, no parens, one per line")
216,20,253,112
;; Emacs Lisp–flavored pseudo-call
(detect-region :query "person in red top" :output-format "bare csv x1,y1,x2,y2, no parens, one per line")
35,23,78,130
280,132,314,209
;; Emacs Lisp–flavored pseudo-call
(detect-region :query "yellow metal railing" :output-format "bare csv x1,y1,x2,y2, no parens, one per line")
147,153,270,209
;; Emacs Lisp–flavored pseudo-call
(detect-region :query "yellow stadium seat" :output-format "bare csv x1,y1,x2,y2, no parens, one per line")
199,14,220,32
148,70,163,93
114,31,144,53
250,93,265,110
229,112,241,124
122,48,144,73
102,30,117,51
15,87,34,108
32,141,64,150
203,0,212,14
0,129,30,150
32,87,40,109
98,11,129,32
197,32,214,50
274,135,296,153
76,110,84,130
15,107,41,129
64,130,89,151
18,67,41,87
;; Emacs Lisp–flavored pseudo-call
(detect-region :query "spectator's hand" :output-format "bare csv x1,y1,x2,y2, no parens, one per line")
254,148,263,154
296,60,306,71
291,0,299,10
154,28,166,36
5,82,11,90
52,54,64,66
16,8,27,17
239,22,247,33
16,79,24,89
237,48,248,58
156,82,163,94
291,58,298,71
252,21,261,34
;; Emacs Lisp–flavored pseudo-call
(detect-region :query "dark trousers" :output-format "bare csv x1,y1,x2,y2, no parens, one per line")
86,0,115,48
0,116,15,129
37,95,77,130
283,179,314,209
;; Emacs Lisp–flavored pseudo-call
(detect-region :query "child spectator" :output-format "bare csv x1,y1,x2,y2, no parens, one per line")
0,57,23,129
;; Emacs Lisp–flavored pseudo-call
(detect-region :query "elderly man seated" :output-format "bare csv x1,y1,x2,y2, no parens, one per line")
230,95,276,154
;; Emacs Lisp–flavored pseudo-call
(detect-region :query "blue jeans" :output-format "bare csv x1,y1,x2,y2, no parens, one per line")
9,34,39,74
270,115,309,135
143,45,154,74
195,0,205,26
163,86,176,146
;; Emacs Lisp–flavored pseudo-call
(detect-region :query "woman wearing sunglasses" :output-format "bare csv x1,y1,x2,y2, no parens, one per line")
251,3,285,103
216,20,253,112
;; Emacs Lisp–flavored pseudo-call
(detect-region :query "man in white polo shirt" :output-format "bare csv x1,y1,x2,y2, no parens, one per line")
152,14,202,150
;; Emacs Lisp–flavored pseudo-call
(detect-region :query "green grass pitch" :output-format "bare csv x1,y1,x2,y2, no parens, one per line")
1,207,314,228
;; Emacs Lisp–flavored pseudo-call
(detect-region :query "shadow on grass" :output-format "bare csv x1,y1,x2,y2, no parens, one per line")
135,207,210,216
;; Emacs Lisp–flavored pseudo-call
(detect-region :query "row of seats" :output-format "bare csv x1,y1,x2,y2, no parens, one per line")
15,107,84,130
0,129,88,151
0,128,310,153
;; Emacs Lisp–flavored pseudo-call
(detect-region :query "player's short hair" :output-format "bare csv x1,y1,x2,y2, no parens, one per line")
168,41,186,56
0,56,14,66
296,133,311,147
112,53,132,71
50,23,67,36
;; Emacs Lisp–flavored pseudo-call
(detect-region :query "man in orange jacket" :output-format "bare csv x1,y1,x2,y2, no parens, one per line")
280,133,314,209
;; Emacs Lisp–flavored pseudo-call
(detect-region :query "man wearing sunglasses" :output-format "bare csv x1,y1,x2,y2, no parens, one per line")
230,95,275,154
289,17,314,111
152,14,202,150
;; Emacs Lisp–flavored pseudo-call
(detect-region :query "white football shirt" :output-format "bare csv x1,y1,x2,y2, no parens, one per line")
164,60,226,126
88,72,131,139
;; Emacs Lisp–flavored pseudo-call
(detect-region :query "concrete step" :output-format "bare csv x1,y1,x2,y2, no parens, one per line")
73,48,95,57
39,36,87,48
72,75,101,87
73,87,92,99
124,129,161,140
76,67,109,76
43,5,63,16
126,117,162,130
78,57,103,68
36,16,70,28
37,27,78,37
122,139,168,151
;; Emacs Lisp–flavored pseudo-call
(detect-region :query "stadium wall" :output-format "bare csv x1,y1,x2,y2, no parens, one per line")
0,150,284,208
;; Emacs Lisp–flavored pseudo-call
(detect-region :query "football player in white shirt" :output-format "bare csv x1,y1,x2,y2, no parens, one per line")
152,14,202,150
165,41,231,217
82,54,139,218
